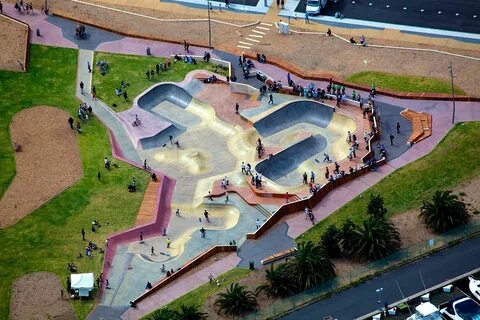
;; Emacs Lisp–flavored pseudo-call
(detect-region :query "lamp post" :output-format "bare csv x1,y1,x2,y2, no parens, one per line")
207,1,212,49
376,287,383,304
448,61,456,124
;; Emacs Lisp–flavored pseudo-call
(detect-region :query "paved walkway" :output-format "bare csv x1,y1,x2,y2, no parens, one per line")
5,7,480,319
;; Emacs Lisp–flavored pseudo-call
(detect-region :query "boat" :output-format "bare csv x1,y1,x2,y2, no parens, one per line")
440,297,480,320
469,276,480,302
406,302,442,320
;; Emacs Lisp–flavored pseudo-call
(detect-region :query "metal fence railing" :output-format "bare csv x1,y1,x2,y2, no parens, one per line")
242,219,480,319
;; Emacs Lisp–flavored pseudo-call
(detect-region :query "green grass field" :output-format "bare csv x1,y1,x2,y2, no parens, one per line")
141,268,251,319
299,122,480,243
92,52,228,112
0,45,149,319
346,71,466,95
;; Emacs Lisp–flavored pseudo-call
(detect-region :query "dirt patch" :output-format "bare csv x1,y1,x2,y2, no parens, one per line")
455,176,480,217
391,210,436,248
10,272,77,320
0,106,83,228
0,14,28,72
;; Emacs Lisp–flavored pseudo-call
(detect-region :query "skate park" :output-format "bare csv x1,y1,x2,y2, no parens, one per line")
5,2,480,319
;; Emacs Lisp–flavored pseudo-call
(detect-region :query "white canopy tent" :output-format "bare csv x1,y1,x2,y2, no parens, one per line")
70,273,94,297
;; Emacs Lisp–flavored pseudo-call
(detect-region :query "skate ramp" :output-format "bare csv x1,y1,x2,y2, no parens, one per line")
137,83,193,111
253,100,334,138
255,135,327,181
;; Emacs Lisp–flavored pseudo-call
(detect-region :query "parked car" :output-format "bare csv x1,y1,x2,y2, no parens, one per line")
305,0,327,15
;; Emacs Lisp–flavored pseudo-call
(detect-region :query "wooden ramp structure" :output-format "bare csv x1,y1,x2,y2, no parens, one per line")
400,109,432,144
135,180,161,226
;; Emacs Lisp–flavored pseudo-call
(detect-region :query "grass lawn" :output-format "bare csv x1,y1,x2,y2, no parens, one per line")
346,71,466,95
141,268,251,319
93,52,229,112
0,45,149,319
299,122,480,244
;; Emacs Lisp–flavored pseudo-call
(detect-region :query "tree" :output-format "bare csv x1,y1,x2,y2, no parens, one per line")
177,305,208,320
146,308,179,320
349,216,400,260
321,225,342,258
420,190,469,233
255,263,297,298
339,218,357,257
215,283,257,317
286,241,335,290
367,193,387,218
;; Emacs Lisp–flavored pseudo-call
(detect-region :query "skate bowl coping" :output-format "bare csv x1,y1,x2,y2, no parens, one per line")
136,83,193,111
253,100,335,138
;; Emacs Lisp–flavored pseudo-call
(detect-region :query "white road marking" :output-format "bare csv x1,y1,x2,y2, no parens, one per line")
256,26,270,31
252,29,266,34
239,41,254,45
249,34,263,38
260,22,273,26
245,38,260,42
237,45,251,49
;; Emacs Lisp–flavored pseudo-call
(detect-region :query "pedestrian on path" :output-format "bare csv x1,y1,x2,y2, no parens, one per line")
166,237,171,248
396,121,401,133
68,116,74,129
139,231,144,244
235,102,239,114
176,208,180,217
268,93,274,104
80,81,84,94
389,133,395,146
276,0,280,7
225,0,230,8
310,171,315,183
208,272,214,283
0,1,3,14
204,210,210,222
92,85,96,100
200,227,206,238
87,61,91,73
225,191,229,203
304,12,310,23
151,246,155,255
208,191,213,201
303,172,308,184
281,0,284,9
241,162,246,174
256,219,261,229
82,228,85,241
285,192,289,203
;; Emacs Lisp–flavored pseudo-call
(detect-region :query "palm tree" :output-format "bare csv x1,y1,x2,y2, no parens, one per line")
339,218,357,257
286,241,335,290
420,190,469,233
349,216,400,260
321,224,342,258
215,283,257,317
256,263,297,298
177,304,207,320
367,193,388,219
146,308,179,320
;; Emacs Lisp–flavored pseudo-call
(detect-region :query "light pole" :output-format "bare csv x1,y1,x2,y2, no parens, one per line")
448,61,456,124
207,1,212,48
376,287,383,304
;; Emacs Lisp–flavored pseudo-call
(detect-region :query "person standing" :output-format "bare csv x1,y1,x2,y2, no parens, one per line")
139,231,144,244
68,116,74,129
151,246,155,255
268,93,273,104
0,1,3,14
87,61,91,73
175,208,180,217
79,81,84,94
304,11,309,23
92,85,96,100
235,102,239,114
204,210,210,222
123,91,128,103
303,172,308,184
81,228,85,241
166,237,171,248
310,171,315,183
389,133,394,146
200,227,206,238
396,121,401,133
256,219,261,229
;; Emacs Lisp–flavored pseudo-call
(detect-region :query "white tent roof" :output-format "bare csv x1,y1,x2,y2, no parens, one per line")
71,273,94,290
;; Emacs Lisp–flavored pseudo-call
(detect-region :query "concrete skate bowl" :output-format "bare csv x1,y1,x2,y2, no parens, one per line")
135,83,195,149
253,100,334,137
255,135,327,181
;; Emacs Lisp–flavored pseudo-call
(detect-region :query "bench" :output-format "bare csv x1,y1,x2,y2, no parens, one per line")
261,247,296,265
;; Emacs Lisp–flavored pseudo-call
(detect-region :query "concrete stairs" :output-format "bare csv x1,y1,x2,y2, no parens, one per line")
255,204,272,219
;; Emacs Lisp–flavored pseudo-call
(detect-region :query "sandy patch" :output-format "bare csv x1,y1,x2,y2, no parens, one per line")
0,14,28,72
0,106,83,228
9,272,77,320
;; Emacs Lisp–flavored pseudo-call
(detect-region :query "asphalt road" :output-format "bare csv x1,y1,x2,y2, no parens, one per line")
295,0,480,34
281,235,480,319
